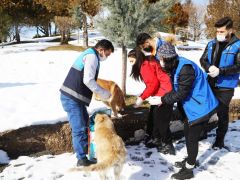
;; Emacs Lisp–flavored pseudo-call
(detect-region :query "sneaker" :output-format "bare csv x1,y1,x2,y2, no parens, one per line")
171,166,194,179
143,134,152,144
77,157,96,167
158,143,176,155
175,158,199,168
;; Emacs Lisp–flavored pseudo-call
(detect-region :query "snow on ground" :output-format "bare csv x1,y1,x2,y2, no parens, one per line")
0,31,240,179
1,120,240,180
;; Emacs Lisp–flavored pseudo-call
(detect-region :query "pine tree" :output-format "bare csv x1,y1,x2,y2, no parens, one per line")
26,1,54,37
1,0,36,42
34,0,72,43
1,0,51,42
96,0,174,95
0,6,12,43
205,0,240,38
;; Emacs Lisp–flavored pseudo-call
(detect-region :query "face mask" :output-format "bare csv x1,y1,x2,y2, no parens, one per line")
160,59,165,68
99,52,107,61
100,56,107,61
143,46,153,52
216,34,226,42
141,50,152,56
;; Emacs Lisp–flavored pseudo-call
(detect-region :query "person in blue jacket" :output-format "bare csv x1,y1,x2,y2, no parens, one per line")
200,17,240,150
60,39,114,167
148,43,219,179
136,32,165,61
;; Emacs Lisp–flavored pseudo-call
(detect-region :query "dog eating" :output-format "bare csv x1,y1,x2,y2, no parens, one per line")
94,79,126,118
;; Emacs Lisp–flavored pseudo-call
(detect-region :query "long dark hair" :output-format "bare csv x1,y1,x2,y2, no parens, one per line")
128,48,154,81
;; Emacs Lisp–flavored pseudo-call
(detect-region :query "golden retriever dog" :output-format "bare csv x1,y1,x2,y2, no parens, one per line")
95,79,126,118
70,114,127,180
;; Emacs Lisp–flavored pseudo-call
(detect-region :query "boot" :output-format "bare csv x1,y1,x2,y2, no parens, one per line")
145,137,161,148
171,163,194,179
77,157,96,167
212,136,224,150
175,158,199,168
158,143,175,155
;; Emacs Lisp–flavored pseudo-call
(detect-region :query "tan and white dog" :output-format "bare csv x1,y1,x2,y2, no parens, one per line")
70,114,127,180
95,79,126,118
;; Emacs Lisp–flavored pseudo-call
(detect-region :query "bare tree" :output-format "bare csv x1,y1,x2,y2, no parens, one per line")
186,3,206,41
205,0,240,38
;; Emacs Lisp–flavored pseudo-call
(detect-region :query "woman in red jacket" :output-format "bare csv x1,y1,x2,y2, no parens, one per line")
128,48,175,155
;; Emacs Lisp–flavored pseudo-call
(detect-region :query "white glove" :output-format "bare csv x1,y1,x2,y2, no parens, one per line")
148,96,162,105
133,97,143,108
208,65,220,78
100,90,111,101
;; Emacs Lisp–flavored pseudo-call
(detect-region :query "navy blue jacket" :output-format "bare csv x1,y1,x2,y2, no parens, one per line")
200,34,240,88
60,48,100,106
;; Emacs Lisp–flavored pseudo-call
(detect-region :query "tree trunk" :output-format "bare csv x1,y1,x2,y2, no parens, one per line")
121,44,127,95
77,29,80,44
66,30,70,43
54,25,57,36
61,30,68,45
49,23,52,36
171,25,175,34
36,26,39,38
83,14,88,47
44,24,49,37
90,16,94,30
15,25,20,43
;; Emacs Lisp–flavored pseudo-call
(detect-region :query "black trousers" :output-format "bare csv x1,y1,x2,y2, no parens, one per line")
216,102,230,141
146,104,173,144
213,89,234,141
184,121,208,165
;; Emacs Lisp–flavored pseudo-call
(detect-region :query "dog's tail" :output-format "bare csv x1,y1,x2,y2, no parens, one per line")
68,155,116,172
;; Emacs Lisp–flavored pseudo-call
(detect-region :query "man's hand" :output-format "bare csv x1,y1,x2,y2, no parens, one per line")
133,97,143,108
148,96,162,105
208,65,220,78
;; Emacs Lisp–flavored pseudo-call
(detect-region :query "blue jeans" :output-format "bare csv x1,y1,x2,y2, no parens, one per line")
60,93,89,160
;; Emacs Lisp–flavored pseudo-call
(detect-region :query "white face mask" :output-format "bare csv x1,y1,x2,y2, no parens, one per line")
99,56,107,61
216,34,227,42
160,59,165,68
141,50,152,56
99,53,107,61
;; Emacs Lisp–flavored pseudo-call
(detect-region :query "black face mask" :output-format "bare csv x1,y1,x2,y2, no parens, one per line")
143,46,153,52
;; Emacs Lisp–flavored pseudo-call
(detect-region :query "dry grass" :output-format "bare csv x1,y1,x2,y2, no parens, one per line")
43,44,89,52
